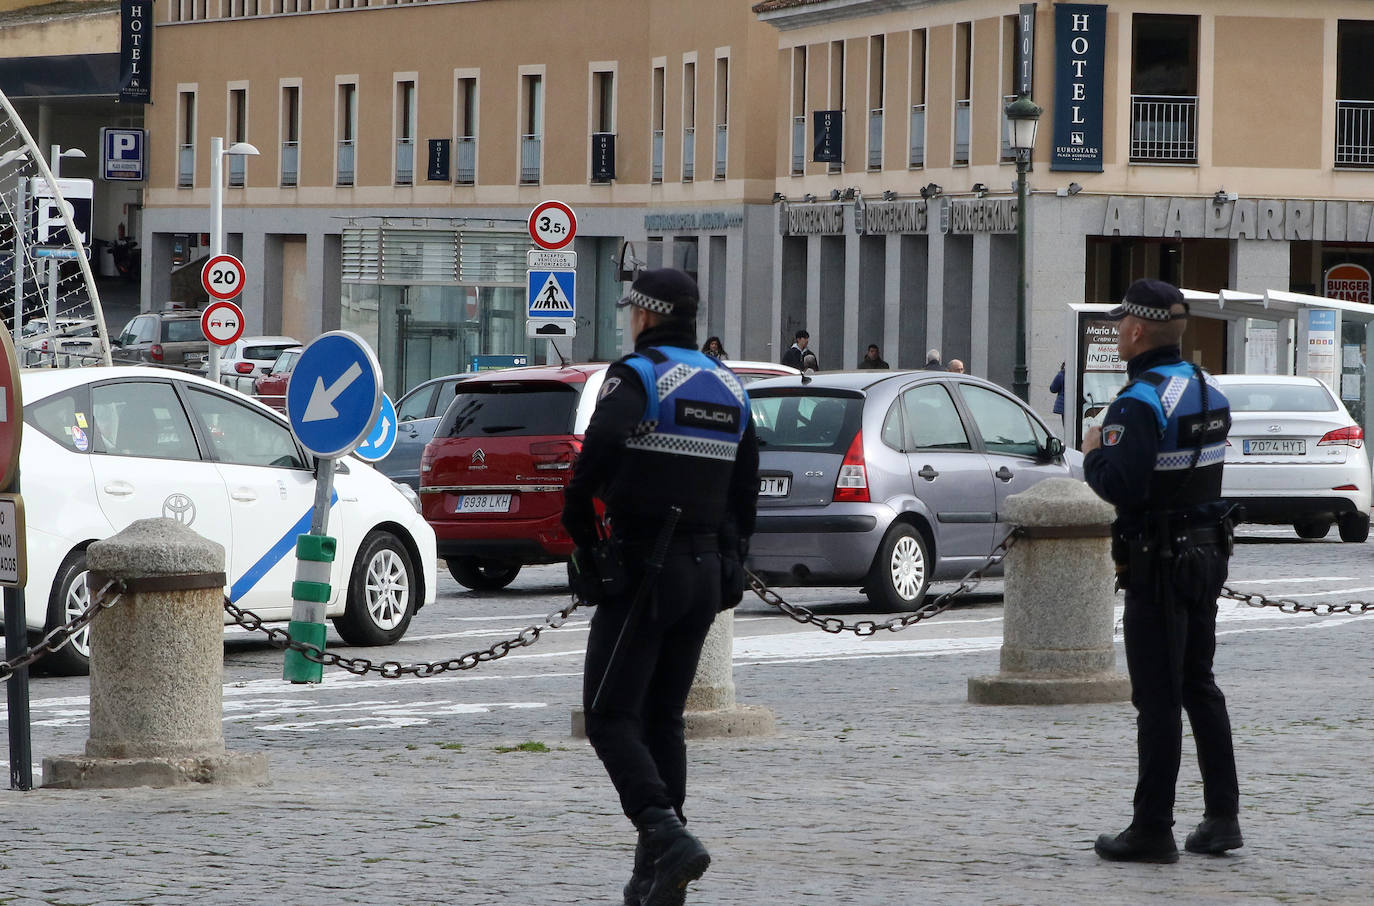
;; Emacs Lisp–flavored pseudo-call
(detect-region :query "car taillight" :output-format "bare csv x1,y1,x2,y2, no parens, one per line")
150,343,163,362
1318,425,1364,448
420,442,436,474
833,431,869,503
235,362,255,374
531,439,582,470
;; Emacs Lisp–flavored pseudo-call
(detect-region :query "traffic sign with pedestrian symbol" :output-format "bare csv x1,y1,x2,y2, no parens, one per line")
353,393,398,463
286,331,383,460
527,270,575,317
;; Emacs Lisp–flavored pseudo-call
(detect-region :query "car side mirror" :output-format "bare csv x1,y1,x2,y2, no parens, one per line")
1039,436,1065,460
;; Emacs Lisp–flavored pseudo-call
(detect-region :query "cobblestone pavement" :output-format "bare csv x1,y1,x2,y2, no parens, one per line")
1,528,1372,904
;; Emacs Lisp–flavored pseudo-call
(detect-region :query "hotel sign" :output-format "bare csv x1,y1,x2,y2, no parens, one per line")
118,0,153,104
1051,4,1106,172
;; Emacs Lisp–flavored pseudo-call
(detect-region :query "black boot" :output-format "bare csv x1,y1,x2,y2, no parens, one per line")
1184,815,1243,855
1094,825,1179,863
633,806,711,906
623,829,654,905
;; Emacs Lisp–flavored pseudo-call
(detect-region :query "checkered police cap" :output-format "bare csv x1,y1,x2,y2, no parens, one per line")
616,268,699,320
1104,278,1189,322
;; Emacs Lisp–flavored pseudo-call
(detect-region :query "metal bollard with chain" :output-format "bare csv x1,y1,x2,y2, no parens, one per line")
746,532,1018,636
0,580,122,680
1220,585,1374,617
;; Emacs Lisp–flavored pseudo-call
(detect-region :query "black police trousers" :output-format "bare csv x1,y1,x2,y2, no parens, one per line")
1122,541,1239,830
583,535,721,821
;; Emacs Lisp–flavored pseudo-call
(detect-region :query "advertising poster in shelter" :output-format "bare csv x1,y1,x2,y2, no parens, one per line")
1075,313,1126,448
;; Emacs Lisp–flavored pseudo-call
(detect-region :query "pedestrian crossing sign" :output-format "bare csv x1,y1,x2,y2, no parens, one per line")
527,269,576,319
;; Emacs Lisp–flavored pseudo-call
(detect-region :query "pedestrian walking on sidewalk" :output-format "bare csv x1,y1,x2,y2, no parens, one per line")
563,267,760,904
1081,278,1242,864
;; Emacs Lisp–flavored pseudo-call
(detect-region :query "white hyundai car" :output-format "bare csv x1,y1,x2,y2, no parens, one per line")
1215,374,1372,543
4,366,437,674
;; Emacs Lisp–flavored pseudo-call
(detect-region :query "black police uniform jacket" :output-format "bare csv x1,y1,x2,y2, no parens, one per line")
1083,344,1231,537
562,323,760,550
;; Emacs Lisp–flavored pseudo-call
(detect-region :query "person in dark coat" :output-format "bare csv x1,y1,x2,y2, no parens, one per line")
922,348,942,370
701,336,726,359
1082,278,1241,864
563,268,760,904
781,329,811,370
858,344,889,369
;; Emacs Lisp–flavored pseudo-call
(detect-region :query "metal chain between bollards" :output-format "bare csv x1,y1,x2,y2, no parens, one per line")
222,596,584,677
746,532,1018,636
1220,585,1374,617
0,580,123,680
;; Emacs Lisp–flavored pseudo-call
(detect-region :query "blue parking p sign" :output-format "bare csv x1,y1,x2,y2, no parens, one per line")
100,127,145,182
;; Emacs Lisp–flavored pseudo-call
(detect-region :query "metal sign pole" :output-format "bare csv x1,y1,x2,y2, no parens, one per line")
4,467,31,790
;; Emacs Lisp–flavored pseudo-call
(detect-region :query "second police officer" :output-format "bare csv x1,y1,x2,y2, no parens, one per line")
562,268,759,905
1081,278,1242,864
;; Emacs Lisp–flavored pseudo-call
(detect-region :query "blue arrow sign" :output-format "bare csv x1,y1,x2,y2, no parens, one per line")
286,331,383,459
354,393,398,463
527,269,576,318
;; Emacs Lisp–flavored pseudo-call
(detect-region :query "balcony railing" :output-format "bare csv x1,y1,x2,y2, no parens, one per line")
651,129,664,182
177,144,194,187
715,123,728,179
682,126,695,181
336,139,355,186
1336,100,1374,168
868,108,883,170
791,115,805,174
229,153,246,187
280,140,299,187
395,137,414,185
954,99,970,165
1130,94,1198,163
520,133,541,184
455,135,476,184
1000,94,1017,163
909,104,925,168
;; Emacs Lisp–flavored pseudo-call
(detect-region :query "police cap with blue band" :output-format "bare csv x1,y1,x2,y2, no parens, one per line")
1104,278,1190,322
616,268,700,320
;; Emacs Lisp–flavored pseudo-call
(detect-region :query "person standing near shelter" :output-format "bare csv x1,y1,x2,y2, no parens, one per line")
923,348,942,369
781,329,812,370
858,344,888,369
563,267,760,905
947,359,965,374
1050,362,1066,427
1081,278,1242,864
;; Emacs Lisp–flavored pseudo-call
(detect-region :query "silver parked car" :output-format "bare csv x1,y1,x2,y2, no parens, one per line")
746,370,1083,610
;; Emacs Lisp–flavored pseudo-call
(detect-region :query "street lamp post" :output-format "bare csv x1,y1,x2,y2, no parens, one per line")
1005,94,1043,403
207,136,259,383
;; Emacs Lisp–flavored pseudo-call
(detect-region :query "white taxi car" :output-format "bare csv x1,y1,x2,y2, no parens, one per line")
6,366,437,674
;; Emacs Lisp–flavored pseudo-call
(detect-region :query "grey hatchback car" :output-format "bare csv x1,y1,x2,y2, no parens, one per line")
746,371,1083,610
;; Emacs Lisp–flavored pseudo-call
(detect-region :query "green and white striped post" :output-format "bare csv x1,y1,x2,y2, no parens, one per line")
284,459,336,684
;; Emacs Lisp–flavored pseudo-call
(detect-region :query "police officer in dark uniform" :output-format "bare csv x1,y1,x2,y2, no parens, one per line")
1082,278,1242,863
562,268,759,905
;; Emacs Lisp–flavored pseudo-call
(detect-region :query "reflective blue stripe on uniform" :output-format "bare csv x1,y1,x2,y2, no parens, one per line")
229,489,338,602
622,347,748,461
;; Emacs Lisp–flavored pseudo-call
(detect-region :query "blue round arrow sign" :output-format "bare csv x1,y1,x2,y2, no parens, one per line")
353,393,398,463
285,331,383,459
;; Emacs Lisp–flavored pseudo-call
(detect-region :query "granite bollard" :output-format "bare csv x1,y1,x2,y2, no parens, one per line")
968,478,1132,705
42,518,268,788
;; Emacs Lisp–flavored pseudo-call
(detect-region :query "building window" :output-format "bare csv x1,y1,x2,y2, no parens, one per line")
909,29,926,169
954,22,971,166
178,90,196,188
651,65,665,183
682,60,696,181
1336,20,1374,168
592,69,615,184
828,41,844,173
395,79,416,186
867,36,884,171
228,88,248,187
455,76,477,185
791,47,807,175
520,73,543,185
337,82,357,187
714,56,729,180
1000,16,1018,163
1130,14,1199,164
280,84,300,187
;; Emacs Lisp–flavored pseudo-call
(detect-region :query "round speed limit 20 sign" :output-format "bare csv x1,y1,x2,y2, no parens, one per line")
528,200,577,251
202,253,247,301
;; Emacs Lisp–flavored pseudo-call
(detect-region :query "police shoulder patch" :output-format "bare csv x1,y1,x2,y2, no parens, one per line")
598,377,622,400
1102,424,1126,446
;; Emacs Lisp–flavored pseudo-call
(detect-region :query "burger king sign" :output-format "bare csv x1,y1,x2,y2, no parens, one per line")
1324,262,1371,304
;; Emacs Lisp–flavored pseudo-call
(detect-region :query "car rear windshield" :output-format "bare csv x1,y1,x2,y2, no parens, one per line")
437,382,581,437
163,319,204,343
245,344,293,361
1224,383,1337,412
749,390,863,454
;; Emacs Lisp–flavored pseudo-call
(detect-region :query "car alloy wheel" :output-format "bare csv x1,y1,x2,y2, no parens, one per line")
889,534,927,601
365,546,411,631
865,523,931,612
333,531,416,646
41,550,93,676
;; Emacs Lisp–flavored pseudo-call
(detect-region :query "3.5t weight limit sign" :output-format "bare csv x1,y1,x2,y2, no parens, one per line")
528,200,577,251
202,254,247,301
